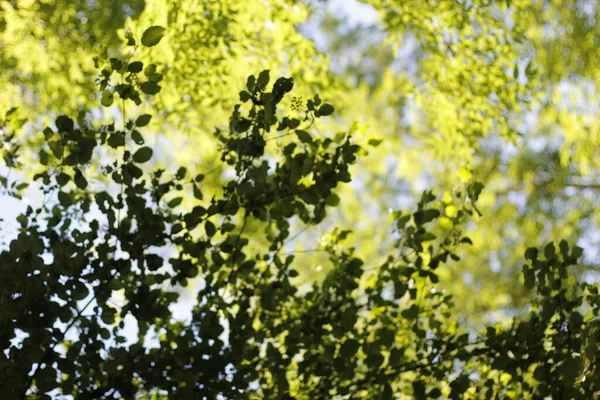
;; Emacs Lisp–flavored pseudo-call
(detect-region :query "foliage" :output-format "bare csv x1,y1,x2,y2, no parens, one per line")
306,0,600,320
0,1,599,399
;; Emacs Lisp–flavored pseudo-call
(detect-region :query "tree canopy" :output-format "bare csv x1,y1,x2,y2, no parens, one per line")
0,0,598,398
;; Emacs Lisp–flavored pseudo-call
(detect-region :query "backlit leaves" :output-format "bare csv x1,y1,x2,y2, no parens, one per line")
135,114,152,127
141,26,166,47
133,146,153,163
317,103,335,116
0,3,598,398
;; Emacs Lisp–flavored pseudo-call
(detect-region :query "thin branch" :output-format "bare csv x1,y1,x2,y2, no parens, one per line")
281,248,325,255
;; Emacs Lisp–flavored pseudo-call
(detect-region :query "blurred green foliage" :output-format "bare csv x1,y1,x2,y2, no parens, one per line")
0,0,599,398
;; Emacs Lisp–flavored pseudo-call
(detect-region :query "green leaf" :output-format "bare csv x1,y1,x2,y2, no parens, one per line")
468,181,485,201
559,240,569,258
146,254,163,271
128,61,143,73
296,130,312,144
149,73,163,82
256,70,270,90
421,232,436,241
273,77,294,94
141,26,166,47
72,281,89,300
5,107,17,119
246,75,256,92
571,245,584,260
313,94,322,106
131,130,144,145
74,169,88,189
193,184,203,200
401,305,419,320
394,280,407,297
525,247,538,261
318,103,335,116
221,222,236,233
101,90,114,107
326,193,340,207
168,197,183,208
176,167,187,179
367,138,382,147
144,64,157,76
56,172,70,186
39,150,49,165
109,58,122,71
101,310,115,325
100,328,111,340
419,190,436,205
56,115,74,132
205,220,216,237
135,114,152,127
48,140,64,158
239,90,252,102
396,214,410,228
523,265,535,290
544,242,556,260
414,209,440,224
58,191,72,207
125,32,136,46
141,81,161,95
133,147,153,163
